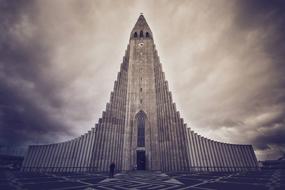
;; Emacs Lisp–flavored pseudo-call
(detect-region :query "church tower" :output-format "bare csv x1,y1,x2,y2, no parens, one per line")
21,14,259,173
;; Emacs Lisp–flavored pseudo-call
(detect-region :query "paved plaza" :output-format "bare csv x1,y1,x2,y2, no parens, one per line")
0,169,284,190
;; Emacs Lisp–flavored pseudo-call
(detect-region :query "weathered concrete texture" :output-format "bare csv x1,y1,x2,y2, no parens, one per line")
21,14,258,172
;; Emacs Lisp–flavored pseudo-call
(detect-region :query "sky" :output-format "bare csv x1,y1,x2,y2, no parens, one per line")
0,0,285,160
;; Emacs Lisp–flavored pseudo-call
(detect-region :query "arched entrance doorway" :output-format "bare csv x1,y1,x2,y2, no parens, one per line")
136,111,146,170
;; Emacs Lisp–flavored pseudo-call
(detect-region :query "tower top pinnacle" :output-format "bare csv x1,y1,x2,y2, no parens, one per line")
130,14,153,39
132,14,151,31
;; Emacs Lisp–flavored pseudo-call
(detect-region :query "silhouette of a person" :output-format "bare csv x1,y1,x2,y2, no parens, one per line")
109,162,115,178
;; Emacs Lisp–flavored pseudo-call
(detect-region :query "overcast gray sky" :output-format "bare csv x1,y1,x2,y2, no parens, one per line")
0,0,285,160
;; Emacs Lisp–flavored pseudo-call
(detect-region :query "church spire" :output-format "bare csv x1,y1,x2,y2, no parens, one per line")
130,14,153,40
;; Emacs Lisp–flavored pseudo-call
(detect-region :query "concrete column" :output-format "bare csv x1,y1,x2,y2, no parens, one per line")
240,145,250,170
178,119,187,171
243,145,253,169
224,144,234,172
79,135,87,172
202,137,209,171
90,124,98,171
163,77,171,172
191,131,199,171
116,71,124,171
228,144,238,171
199,137,206,171
186,129,193,171
84,134,91,172
93,123,103,171
171,101,180,172
64,141,72,172
71,139,79,172
103,104,112,171
86,132,93,170
198,135,206,171
209,140,217,171
110,82,119,166
226,144,234,171
85,131,92,172
89,128,96,171
180,119,190,171
78,136,86,172
171,109,181,171
82,134,89,171
67,140,75,172
49,144,59,172
108,106,116,168
213,142,222,171
205,139,214,171
237,145,247,170
61,142,69,172
160,100,167,171
233,145,242,170
161,91,169,171
74,137,82,172
53,143,61,172
50,144,59,172
73,140,78,172
166,90,177,171
98,114,108,171
47,145,57,172
43,145,53,171
193,133,202,171
221,143,229,171
164,86,174,171
59,142,68,172
101,107,110,171
219,143,228,171
36,145,47,171
57,143,65,172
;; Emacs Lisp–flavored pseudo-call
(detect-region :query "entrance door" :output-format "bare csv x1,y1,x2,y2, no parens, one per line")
137,151,146,170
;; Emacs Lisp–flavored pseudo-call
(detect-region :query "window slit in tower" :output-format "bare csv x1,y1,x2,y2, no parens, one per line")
140,30,144,37
134,32,138,38
146,32,149,38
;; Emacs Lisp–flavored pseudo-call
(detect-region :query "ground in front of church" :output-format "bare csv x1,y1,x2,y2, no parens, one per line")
0,169,284,190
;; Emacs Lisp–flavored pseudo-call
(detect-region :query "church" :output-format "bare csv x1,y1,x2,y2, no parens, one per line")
21,14,258,172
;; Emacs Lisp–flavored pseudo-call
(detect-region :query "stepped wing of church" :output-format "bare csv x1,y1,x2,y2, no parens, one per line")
22,15,258,172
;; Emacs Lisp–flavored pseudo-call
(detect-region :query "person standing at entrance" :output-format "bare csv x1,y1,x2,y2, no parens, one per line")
109,162,115,178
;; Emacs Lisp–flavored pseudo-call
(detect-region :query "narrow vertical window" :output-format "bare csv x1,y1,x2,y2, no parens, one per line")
136,111,146,147
146,32,149,38
134,32,138,38
140,30,144,37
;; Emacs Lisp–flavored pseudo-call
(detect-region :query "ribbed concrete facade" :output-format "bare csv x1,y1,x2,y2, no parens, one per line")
21,15,258,172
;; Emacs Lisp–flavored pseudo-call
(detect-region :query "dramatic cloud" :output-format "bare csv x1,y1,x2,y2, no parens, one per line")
0,0,284,160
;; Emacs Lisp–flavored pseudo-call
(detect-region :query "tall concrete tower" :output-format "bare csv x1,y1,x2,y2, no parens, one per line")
21,15,259,172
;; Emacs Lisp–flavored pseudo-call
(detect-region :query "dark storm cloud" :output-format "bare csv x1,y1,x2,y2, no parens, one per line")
234,0,285,157
0,0,73,146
